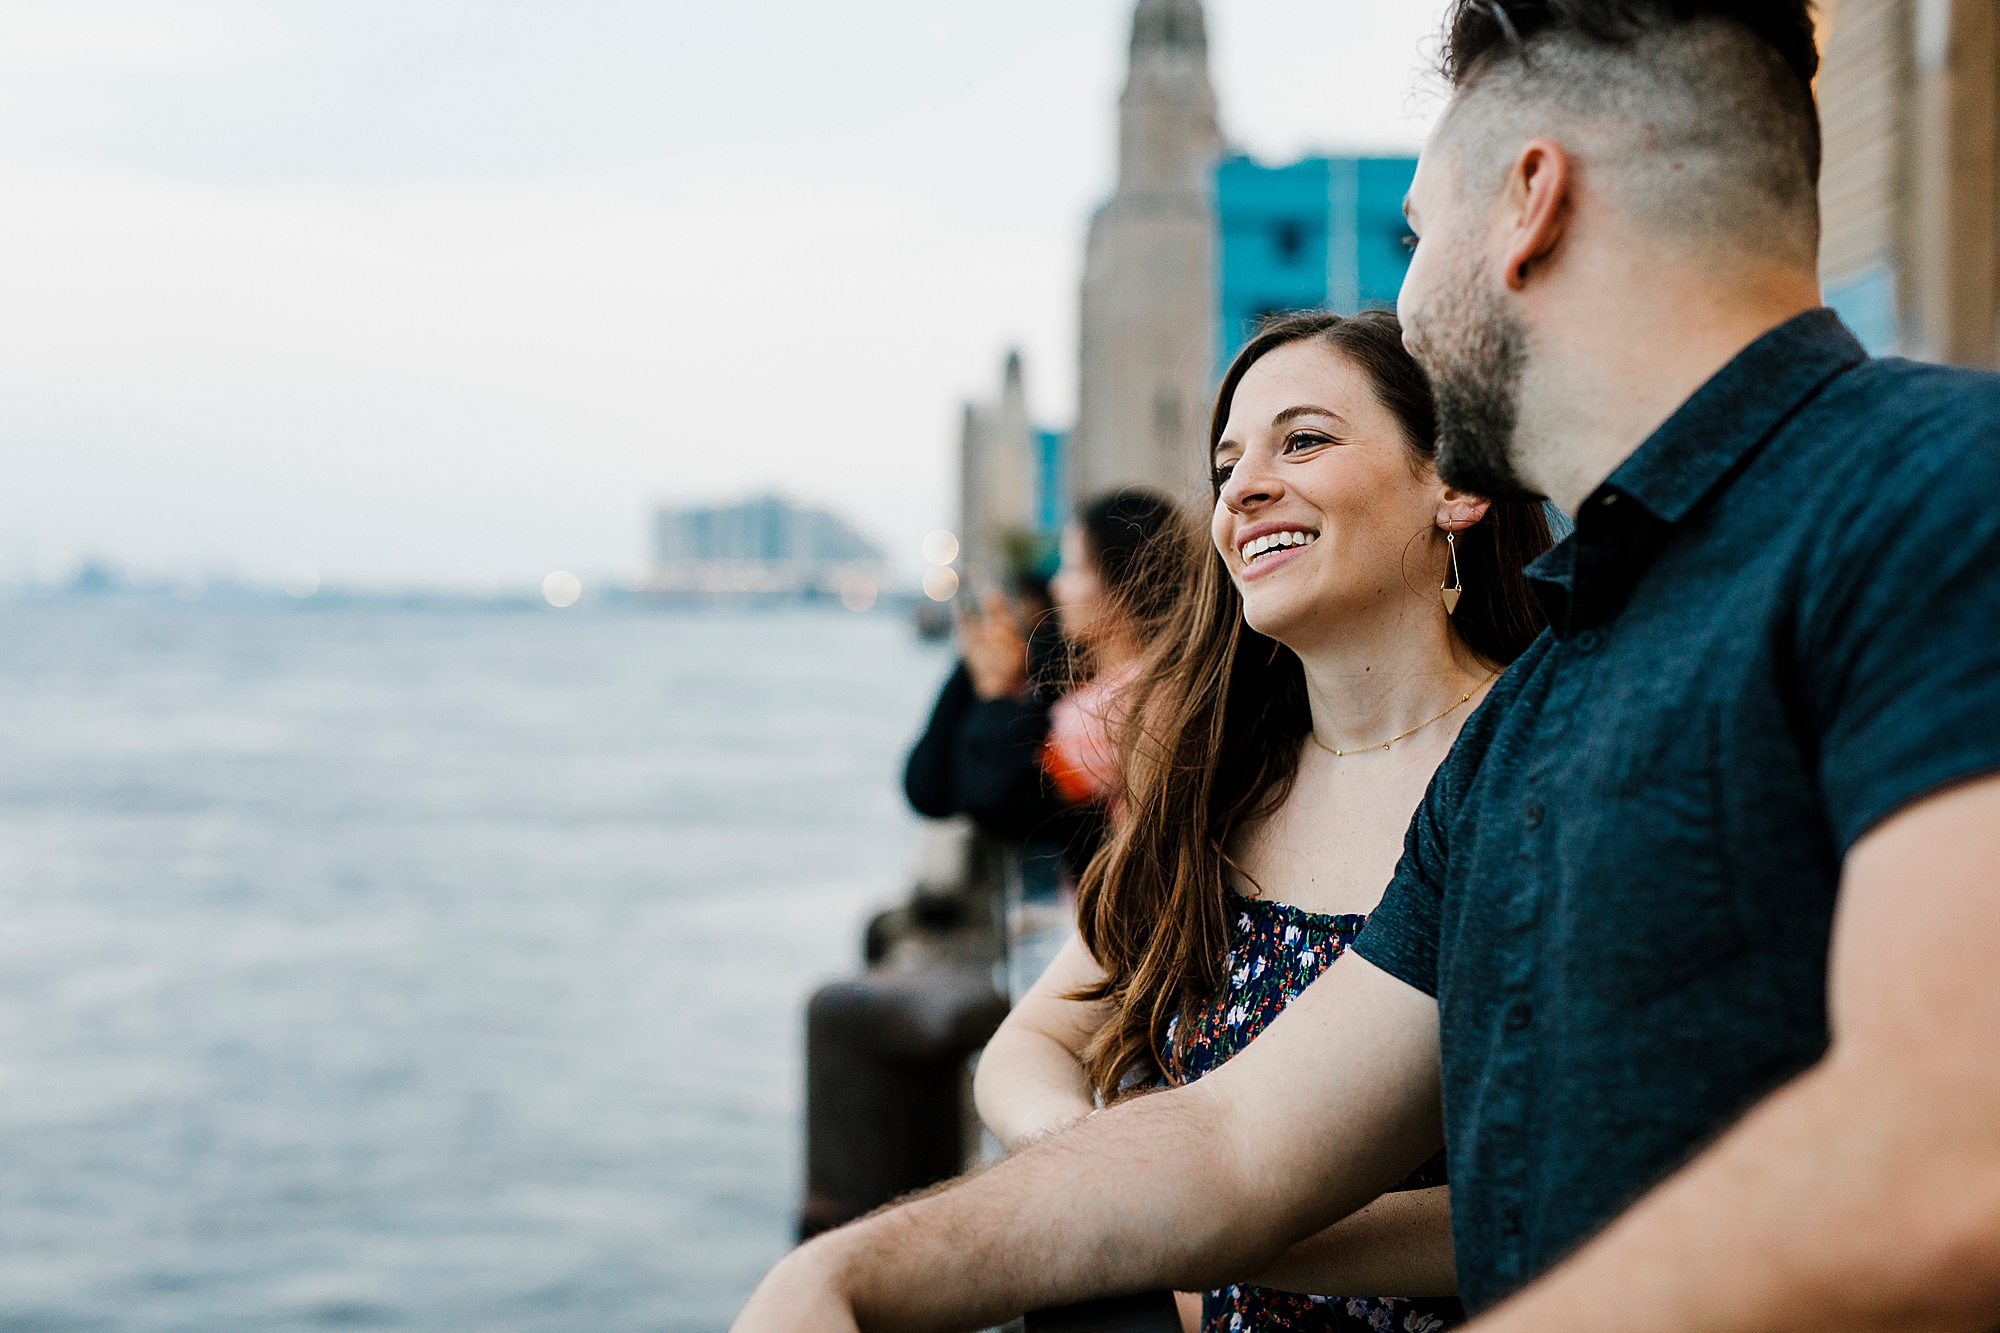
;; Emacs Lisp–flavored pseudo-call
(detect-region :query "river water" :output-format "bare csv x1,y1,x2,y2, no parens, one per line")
0,595,948,1332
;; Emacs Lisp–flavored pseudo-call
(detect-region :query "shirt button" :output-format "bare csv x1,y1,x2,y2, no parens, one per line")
1524,800,1544,830
1501,1206,1523,1236
1505,1000,1534,1031
1573,629,1600,654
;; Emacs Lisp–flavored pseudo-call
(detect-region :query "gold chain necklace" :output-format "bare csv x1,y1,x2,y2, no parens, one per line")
1307,671,1498,758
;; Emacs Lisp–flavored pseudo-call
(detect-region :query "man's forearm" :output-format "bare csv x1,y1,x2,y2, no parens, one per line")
819,1091,1294,1332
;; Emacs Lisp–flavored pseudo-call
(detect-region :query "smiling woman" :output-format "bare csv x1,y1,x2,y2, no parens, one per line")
1206,313,1545,655
973,309,1552,1333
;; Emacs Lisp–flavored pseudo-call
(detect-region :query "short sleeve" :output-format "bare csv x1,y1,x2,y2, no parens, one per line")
1354,762,1455,997
1806,421,2000,850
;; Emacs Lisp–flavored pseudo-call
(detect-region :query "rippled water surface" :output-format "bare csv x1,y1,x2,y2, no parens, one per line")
0,597,947,1332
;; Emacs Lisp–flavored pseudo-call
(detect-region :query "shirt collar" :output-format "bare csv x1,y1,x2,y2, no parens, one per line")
1526,308,1868,635
1593,307,1866,524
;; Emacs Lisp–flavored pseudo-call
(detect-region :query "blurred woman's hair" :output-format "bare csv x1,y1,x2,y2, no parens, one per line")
1075,487,1188,633
1071,309,1553,1100
1024,486,1191,701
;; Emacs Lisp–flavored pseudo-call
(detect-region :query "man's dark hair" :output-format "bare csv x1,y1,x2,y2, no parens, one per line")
1432,0,1822,262
1443,1,1818,92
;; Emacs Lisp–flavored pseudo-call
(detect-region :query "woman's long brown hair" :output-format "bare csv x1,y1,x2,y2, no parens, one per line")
1070,309,1553,1101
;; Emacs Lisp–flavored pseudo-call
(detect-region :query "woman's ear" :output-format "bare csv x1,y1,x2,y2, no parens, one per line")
1436,487,1491,533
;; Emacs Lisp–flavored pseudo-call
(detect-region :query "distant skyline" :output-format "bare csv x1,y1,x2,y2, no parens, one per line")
0,0,1448,589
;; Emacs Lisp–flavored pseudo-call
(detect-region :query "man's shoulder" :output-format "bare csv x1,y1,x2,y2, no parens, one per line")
1769,357,2000,538
1806,358,2000,460
1836,354,2000,397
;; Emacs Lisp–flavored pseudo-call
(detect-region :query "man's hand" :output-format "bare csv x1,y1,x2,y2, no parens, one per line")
731,954,1444,1333
1470,773,2000,1333
959,591,1031,701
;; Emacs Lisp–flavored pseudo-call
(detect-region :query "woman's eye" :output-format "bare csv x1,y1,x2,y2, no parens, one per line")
1211,460,1236,485
1283,431,1331,454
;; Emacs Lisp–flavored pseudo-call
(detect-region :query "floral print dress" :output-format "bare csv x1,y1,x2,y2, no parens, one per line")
1160,891,1463,1333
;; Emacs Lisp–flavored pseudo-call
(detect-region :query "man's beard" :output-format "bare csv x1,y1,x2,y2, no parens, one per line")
1407,254,1540,502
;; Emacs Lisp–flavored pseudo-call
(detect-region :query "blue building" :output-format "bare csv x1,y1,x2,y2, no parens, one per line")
1033,429,1068,537
1213,155,1419,367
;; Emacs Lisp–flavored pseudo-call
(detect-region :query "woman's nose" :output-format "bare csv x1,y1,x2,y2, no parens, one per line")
1220,450,1282,513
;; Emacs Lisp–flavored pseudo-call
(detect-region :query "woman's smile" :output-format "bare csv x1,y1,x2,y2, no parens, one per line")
1234,523,1321,581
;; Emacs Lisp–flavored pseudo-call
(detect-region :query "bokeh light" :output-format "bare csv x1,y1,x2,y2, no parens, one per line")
840,576,878,613
284,564,320,599
921,530,959,566
542,571,583,608
921,566,959,602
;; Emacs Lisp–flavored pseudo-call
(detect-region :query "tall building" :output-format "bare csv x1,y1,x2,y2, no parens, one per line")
1817,0,1999,364
1214,155,1419,366
957,350,1069,581
958,350,1038,576
1071,0,1223,508
649,495,884,595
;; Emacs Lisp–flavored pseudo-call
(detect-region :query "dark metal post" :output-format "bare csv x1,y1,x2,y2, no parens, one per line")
799,965,1009,1239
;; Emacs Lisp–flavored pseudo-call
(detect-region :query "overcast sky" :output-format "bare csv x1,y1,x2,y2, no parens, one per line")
0,0,1450,590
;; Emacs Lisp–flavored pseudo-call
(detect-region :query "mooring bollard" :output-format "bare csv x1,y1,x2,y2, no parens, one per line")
799,964,1009,1239
1022,1292,1183,1333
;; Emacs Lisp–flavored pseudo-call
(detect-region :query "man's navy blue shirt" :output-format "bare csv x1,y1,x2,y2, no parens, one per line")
1353,309,2000,1313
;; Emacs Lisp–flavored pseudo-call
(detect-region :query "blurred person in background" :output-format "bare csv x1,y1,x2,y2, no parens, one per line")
902,489,1184,902
974,311,1550,1333
1035,488,1187,829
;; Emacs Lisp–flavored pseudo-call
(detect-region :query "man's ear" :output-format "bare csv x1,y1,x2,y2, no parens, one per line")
1436,487,1491,532
1502,138,1572,291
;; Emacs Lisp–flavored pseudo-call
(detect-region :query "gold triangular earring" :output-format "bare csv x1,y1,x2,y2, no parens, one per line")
1442,530,1463,615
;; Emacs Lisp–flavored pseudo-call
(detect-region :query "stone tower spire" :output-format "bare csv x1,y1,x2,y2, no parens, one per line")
1071,0,1222,506
958,349,1037,577
1119,0,1220,196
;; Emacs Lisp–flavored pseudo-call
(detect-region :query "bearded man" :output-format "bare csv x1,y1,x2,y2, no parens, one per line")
731,3,2000,1329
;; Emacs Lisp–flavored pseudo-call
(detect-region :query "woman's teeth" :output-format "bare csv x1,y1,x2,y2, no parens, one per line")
1241,530,1317,565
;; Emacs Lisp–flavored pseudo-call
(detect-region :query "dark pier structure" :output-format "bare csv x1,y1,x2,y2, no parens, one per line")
797,820,1177,1332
